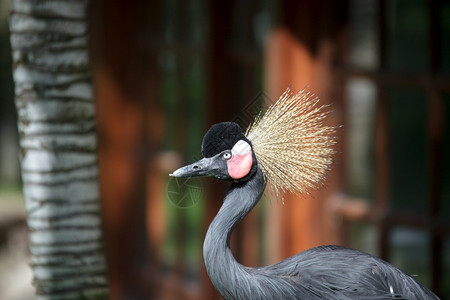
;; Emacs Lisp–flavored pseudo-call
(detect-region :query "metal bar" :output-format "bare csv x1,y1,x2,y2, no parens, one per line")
335,194,450,235
428,0,444,293
375,0,390,261
335,67,450,91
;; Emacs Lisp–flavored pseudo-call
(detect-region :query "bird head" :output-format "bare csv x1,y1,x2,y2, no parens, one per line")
170,87,337,196
170,122,258,182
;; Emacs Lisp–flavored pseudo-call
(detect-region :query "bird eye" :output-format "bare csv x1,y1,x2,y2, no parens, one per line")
222,152,232,160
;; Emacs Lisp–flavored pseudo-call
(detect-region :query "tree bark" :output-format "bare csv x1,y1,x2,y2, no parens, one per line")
9,0,109,299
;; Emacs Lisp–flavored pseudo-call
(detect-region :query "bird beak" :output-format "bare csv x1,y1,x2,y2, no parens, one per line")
170,157,221,178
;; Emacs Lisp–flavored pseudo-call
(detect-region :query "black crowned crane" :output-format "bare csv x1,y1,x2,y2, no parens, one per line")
170,88,439,300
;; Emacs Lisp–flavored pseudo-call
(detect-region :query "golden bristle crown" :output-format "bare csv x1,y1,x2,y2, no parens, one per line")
246,87,336,198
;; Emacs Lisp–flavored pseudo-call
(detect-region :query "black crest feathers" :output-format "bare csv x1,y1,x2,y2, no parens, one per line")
201,122,249,158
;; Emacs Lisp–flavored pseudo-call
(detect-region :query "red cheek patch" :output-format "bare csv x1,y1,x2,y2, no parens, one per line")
227,152,253,179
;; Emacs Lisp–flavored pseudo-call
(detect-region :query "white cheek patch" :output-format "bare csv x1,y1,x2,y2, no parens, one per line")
228,140,253,179
231,140,252,155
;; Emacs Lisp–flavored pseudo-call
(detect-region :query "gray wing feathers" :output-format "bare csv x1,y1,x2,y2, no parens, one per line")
255,245,439,300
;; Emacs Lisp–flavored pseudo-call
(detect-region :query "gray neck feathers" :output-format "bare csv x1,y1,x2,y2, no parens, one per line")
203,168,266,300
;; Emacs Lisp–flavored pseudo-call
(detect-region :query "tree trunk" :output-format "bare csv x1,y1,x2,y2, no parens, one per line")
9,0,109,299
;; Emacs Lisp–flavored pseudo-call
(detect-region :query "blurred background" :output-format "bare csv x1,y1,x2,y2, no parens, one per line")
1,0,450,299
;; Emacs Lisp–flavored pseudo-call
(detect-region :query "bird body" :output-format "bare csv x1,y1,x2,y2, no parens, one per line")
171,88,439,299
203,168,437,300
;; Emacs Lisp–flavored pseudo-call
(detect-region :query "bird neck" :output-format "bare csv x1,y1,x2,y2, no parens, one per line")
203,167,266,299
